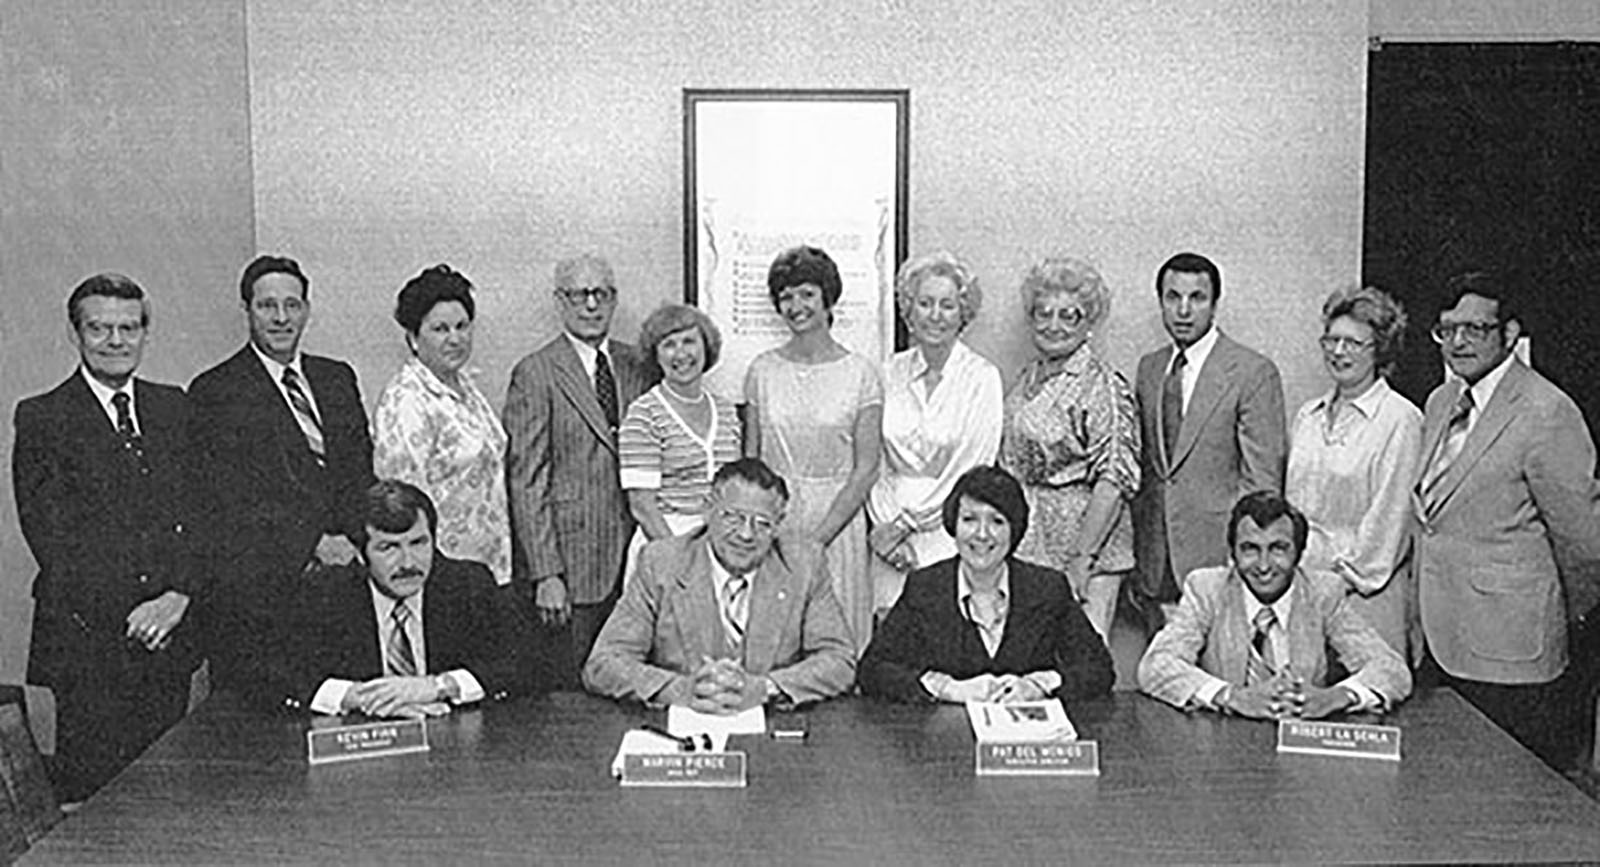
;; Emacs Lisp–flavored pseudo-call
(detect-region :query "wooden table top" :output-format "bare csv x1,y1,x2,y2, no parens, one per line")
22,687,1600,865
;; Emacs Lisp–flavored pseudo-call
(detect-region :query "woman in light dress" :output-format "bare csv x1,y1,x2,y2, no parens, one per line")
868,252,1004,617
744,246,884,653
1285,285,1421,654
999,258,1140,644
372,264,511,584
618,304,741,584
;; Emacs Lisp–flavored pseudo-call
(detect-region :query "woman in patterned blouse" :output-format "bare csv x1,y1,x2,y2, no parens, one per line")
618,304,741,585
999,257,1140,643
372,265,512,585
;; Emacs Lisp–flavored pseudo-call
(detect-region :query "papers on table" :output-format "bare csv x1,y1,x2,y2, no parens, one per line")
965,700,1077,743
668,704,766,751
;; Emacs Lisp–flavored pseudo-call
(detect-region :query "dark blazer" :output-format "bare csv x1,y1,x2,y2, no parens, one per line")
13,373,202,688
264,555,533,710
503,336,651,603
189,346,375,585
1132,332,1286,601
859,557,1114,703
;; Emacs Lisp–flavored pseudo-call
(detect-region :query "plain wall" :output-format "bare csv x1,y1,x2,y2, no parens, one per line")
245,0,1367,424
0,1,256,724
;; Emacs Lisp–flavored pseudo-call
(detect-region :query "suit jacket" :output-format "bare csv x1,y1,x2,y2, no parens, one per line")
188,346,374,592
1132,332,1286,600
1138,566,1412,710
858,557,1114,703
263,555,533,710
13,373,203,688
1411,359,1600,684
503,335,651,603
582,529,856,704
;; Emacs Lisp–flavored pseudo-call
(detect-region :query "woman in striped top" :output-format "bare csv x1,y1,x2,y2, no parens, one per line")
618,304,742,585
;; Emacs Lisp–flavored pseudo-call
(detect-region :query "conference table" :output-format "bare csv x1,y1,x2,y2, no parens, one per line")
21,687,1600,864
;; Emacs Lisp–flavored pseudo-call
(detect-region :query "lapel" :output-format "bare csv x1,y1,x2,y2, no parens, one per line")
549,337,616,452
1150,347,1176,477
741,539,799,672
1284,573,1322,678
1427,362,1527,515
1215,574,1251,684
666,537,729,662
991,563,1044,664
1170,334,1232,472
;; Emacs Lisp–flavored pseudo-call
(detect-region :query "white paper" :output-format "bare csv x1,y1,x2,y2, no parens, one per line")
965,700,1077,743
668,704,767,751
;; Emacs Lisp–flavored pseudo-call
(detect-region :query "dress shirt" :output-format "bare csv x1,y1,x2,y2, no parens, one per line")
563,332,612,382
1287,378,1421,594
1169,325,1220,413
249,342,323,423
78,366,138,434
707,552,750,647
309,584,485,714
1193,583,1380,711
1455,350,1516,437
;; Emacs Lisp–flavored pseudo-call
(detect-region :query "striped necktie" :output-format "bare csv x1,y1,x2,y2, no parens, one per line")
1247,606,1279,686
722,574,749,646
281,367,326,457
385,602,418,677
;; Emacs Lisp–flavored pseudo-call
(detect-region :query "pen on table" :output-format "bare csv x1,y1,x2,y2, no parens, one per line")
983,706,992,727
639,724,695,752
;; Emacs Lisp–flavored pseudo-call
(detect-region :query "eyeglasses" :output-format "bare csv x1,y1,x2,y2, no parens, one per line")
1031,307,1085,328
557,286,616,305
714,508,779,535
1318,335,1373,353
1431,320,1501,345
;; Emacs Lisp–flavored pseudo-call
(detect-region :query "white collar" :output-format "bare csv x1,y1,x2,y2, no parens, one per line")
1463,351,1517,414
1172,325,1220,372
249,340,305,382
1240,572,1295,627
79,366,134,428
956,560,1011,606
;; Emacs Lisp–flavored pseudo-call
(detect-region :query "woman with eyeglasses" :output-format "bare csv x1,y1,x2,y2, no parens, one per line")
998,258,1140,644
1285,285,1421,654
618,304,742,587
372,265,512,585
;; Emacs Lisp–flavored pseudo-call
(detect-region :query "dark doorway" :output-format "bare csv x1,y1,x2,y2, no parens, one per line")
1363,41,1600,439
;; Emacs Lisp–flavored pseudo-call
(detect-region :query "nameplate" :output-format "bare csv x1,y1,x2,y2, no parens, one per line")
1276,720,1401,761
307,719,430,765
621,752,747,787
975,740,1100,776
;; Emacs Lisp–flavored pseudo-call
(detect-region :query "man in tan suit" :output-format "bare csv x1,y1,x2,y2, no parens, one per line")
584,458,855,711
1131,253,1287,629
504,255,652,687
1413,271,1600,770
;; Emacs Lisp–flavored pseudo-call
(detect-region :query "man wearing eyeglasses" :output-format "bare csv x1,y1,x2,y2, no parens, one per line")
582,458,855,711
504,254,652,688
1413,270,1600,772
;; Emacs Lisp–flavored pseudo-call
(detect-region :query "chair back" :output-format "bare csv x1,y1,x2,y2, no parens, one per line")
0,686,61,861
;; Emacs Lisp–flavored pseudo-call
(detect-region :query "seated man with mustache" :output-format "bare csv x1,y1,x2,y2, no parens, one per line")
264,479,534,717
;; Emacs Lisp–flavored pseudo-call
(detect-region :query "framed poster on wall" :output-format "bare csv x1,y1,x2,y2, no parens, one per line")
684,89,909,402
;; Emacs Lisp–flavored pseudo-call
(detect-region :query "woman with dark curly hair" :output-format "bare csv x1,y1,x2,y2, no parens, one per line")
372,264,511,584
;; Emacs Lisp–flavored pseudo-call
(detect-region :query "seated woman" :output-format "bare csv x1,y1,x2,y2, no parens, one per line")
372,264,511,585
618,303,741,584
859,465,1114,704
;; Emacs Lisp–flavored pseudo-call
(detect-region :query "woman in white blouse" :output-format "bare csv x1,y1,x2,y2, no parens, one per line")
868,252,1004,616
1285,285,1421,654
372,265,512,585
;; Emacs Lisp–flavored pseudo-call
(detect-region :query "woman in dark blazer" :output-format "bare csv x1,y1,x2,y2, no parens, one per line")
860,465,1114,703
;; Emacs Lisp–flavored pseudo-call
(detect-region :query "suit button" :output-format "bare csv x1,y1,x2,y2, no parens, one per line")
138,573,150,583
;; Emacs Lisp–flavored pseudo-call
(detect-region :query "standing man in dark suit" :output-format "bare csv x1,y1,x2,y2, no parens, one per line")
504,254,652,687
262,480,532,716
1131,252,1287,629
189,255,374,688
1412,271,1600,771
13,274,204,803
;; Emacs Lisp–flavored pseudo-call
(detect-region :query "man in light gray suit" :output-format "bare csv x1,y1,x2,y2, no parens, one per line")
504,255,652,687
1413,271,1600,770
1139,492,1410,718
1131,253,1287,629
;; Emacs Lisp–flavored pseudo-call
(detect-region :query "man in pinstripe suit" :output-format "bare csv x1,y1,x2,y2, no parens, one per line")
504,255,653,687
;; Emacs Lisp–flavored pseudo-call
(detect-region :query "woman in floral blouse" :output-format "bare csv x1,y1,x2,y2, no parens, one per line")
1000,257,1140,643
372,265,511,585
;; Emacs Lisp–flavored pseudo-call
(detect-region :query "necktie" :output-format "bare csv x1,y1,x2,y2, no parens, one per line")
111,392,150,474
1423,389,1475,507
386,602,418,677
722,574,749,646
1161,349,1187,466
281,367,326,456
1247,606,1279,686
594,350,619,431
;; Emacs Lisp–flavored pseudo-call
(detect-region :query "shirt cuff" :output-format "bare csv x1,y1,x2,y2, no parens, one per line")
1025,670,1062,695
1193,676,1230,711
919,671,954,701
445,669,484,704
1337,678,1382,712
310,679,356,715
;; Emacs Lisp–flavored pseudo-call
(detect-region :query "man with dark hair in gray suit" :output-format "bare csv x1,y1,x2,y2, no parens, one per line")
504,255,652,687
